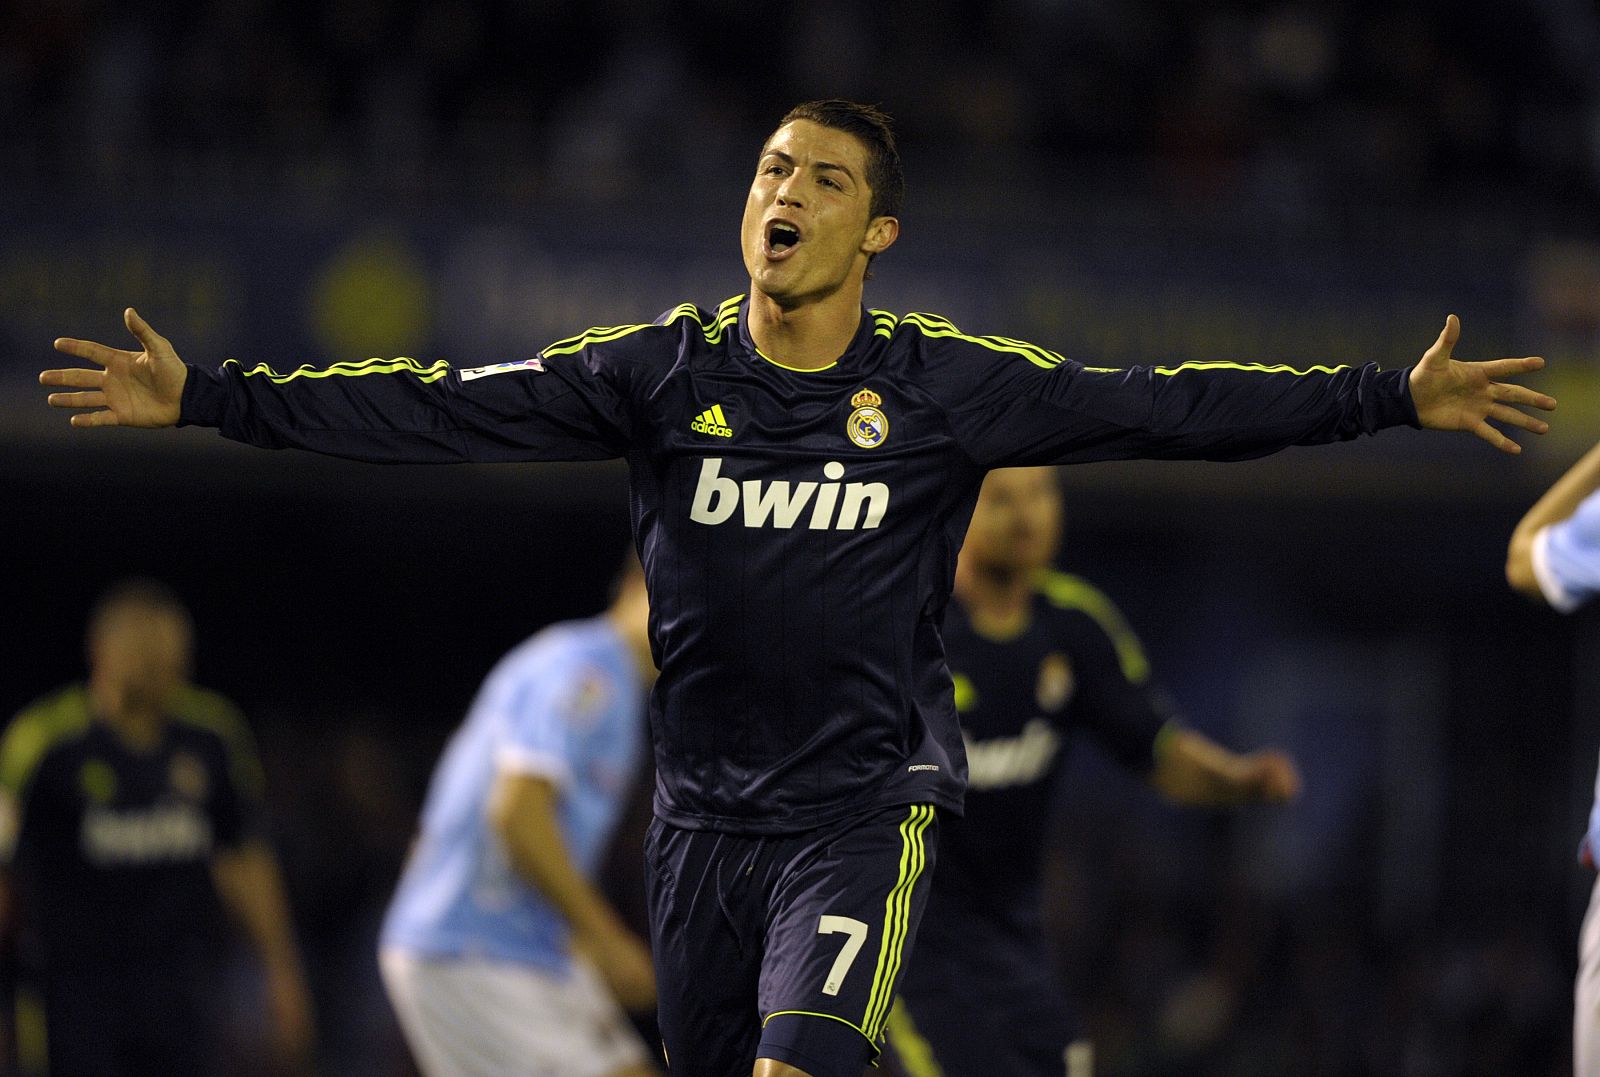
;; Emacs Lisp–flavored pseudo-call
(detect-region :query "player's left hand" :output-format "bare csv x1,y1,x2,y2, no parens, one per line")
1408,315,1554,454
1241,749,1301,803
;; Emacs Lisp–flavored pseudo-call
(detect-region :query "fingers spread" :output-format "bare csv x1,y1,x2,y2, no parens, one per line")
39,367,105,388
124,307,166,351
1477,356,1547,379
1487,403,1549,434
1423,314,1461,365
1491,383,1557,411
47,391,108,410
1476,420,1520,454
52,338,128,366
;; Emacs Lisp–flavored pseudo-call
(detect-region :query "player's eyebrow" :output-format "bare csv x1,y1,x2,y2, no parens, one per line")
761,150,857,185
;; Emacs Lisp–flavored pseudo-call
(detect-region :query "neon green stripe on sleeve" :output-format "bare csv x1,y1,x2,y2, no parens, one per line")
1037,570,1151,685
1152,360,1350,376
901,313,1066,369
541,299,743,358
0,690,92,797
227,357,452,384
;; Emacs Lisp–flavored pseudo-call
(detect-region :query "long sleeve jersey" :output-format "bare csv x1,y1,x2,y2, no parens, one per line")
180,294,1418,833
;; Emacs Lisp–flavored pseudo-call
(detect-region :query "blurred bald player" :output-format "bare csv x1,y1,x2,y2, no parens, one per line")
0,580,313,1077
885,467,1300,1077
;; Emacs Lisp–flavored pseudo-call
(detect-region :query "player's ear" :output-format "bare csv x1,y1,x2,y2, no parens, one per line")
863,216,899,256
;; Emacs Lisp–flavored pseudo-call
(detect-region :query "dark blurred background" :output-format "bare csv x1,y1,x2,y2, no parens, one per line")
3,1,1600,1074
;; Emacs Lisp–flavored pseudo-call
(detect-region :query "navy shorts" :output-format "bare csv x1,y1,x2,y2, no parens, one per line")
644,803,939,1077
880,900,1080,1077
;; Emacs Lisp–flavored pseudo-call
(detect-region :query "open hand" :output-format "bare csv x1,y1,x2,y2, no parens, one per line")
43,307,188,428
1407,315,1554,454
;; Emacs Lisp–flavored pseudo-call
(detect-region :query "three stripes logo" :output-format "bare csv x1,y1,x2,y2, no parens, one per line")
690,404,734,438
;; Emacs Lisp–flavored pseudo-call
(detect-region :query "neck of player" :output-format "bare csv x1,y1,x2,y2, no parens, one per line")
746,284,864,371
955,560,1035,641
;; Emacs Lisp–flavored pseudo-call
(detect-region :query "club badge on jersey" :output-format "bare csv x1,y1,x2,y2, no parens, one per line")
847,388,888,449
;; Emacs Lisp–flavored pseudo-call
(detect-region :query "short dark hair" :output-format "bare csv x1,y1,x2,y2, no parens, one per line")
776,100,904,222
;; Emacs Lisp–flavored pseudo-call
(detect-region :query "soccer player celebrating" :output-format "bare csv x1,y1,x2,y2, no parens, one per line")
1506,440,1600,1077
881,466,1300,1076
44,101,1552,1077
379,556,658,1077
0,580,314,1077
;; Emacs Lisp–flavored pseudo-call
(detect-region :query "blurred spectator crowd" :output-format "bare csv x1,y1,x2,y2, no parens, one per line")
4,0,1600,212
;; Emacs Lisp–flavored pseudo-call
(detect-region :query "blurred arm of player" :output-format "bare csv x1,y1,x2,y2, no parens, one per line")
211,842,317,1070
487,772,657,1013
0,870,13,1065
1148,728,1302,807
1406,315,1553,454
1506,439,1600,600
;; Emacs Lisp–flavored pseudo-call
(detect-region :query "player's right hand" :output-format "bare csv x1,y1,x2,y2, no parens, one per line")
43,307,188,428
587,927,658,1013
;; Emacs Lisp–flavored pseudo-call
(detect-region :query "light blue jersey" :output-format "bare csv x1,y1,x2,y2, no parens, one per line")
1532,491,1600,861
381,616,644,969
1533,491,1600,614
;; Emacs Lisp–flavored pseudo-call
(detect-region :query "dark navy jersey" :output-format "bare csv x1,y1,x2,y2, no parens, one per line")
928,571,1172,928
180,294,1416,833
0,686,266,972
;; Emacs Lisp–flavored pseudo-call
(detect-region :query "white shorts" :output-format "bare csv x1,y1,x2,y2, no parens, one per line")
1579,873,1600,1077
380,947,651,1077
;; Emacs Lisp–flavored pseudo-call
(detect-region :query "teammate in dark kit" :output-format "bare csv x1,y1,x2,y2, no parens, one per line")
43,101,1551,1077
0,580,313,1077
882,466,1299,1077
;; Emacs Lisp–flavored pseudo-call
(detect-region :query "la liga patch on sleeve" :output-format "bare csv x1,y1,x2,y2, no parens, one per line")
458,357,547,382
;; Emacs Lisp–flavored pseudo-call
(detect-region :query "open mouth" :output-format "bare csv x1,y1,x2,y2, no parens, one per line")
766,220,802,255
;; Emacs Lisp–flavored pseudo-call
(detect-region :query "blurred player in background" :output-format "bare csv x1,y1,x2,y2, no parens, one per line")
0,579,314,1077
379,555,658,1077
884,467,1299,1077
1506,440,1600,1077
43,99,1553,1077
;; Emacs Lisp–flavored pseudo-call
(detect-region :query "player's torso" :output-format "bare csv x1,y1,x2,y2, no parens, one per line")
26,721,226,875
17,714,230,965
622,302,984,830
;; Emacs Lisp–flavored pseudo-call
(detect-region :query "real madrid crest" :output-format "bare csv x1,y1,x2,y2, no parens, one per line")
847,388,889,449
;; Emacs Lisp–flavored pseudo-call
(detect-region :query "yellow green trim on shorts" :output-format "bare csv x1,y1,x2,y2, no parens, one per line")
861,804,935,1040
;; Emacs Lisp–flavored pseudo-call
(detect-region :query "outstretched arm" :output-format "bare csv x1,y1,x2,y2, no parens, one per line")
1148,727,1301,807
1407,315,1553,454
44,308,637,464
43,308,187,428
940,314,1556,469
1506,440,1600,600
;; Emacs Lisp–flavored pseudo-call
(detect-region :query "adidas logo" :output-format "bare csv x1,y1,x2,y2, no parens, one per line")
690,404,734,438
